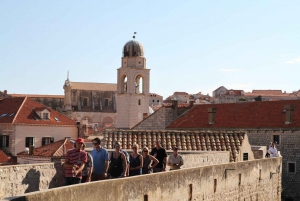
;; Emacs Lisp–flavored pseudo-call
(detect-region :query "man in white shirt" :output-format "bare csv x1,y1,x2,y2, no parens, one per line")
268,142,278,157
167,147,184,170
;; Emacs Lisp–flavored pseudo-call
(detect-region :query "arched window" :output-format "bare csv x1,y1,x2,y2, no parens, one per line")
135,75,143,94
121,75,127,94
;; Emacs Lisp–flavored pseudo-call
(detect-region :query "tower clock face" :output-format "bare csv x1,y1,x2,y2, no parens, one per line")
128,58,134,66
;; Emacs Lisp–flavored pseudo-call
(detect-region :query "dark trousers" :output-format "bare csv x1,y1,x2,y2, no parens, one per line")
64,177,81,186
91,172,107,181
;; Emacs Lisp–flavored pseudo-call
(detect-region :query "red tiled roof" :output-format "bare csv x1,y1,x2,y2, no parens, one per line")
0,97,75,125
251,90,282,95
0,150,10,163
17,139,74,157
174,92,189,95
167,100,300,129
10,94,64,99
224,90,244,96
149,93,162,97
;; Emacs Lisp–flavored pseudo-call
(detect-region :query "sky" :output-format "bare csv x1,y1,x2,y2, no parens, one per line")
1,1,300,98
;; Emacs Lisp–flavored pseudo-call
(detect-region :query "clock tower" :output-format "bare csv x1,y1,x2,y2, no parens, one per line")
116,39,150,129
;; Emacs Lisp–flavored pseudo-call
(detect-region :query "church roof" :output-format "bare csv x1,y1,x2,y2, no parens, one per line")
69,82,117,91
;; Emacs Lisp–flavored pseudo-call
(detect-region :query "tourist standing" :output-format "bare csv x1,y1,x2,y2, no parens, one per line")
91,137,109,181
167,147,184,170
150,140,167,172
268,142,278,157
81,143,93,183
129,144,143,176
142,147,159,174
64,138,87,185
109,142,127,178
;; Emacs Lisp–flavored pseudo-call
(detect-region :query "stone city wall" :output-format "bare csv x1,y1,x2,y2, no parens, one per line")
3,157,282,201
247,130,300,199
0,151,229,199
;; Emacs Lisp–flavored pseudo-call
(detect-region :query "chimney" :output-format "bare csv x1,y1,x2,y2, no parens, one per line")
172,100,178,118
29,145,34,155
189,101,194,108
208,108,217,125
284,105,294,124
4,90,7,97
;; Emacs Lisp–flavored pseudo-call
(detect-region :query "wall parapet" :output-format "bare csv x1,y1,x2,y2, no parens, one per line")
2,157,282,201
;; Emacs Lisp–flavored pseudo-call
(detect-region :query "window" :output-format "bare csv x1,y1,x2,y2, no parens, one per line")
25,137,35,147
42,113,49,119
273,135,280,144
0,113,7,118
138,99,141,105
42,137,54,145
54,117,60,122
288,162,296,173
0,135,9,147
157,100,159,103
104,99,109,107
152,100,154,102
83,98,88,106
243,153,248,161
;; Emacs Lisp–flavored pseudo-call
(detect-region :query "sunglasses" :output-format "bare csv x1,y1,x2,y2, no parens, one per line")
93,142,99,145
143,150,148,152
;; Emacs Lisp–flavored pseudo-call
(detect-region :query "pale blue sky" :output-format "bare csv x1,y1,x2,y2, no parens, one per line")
1,1,300,98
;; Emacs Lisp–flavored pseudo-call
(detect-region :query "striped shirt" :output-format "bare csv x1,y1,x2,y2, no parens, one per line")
65,149,87,179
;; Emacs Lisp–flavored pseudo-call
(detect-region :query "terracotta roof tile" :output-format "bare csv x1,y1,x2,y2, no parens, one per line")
105,130,246,162
10,94,64,99
0,150,10,163
167,100,300,129
17,139,74,157
174,92,189,95
0,97,76,125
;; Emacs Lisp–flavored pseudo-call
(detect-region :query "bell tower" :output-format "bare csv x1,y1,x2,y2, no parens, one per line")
116,37,150,129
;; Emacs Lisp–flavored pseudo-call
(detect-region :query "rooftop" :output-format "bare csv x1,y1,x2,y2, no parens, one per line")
0,97,75,125
17,138,74,157
167,100,300,129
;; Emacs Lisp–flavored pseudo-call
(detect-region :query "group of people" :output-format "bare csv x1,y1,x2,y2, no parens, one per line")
64,137,184,185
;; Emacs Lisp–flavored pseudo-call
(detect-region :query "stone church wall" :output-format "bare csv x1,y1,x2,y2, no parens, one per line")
3,157,282,201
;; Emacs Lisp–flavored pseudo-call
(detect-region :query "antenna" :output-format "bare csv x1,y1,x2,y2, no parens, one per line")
67,70,69,80
133,32,137,40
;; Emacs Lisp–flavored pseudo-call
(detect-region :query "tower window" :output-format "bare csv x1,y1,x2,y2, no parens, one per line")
83,98,88,106
138,99,141,105
105,99,109,107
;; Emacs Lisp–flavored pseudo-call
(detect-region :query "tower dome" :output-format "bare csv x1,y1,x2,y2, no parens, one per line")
123,40,144,57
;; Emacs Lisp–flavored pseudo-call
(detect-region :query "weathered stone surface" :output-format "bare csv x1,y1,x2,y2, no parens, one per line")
3,157,282,201
0,152,228,199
